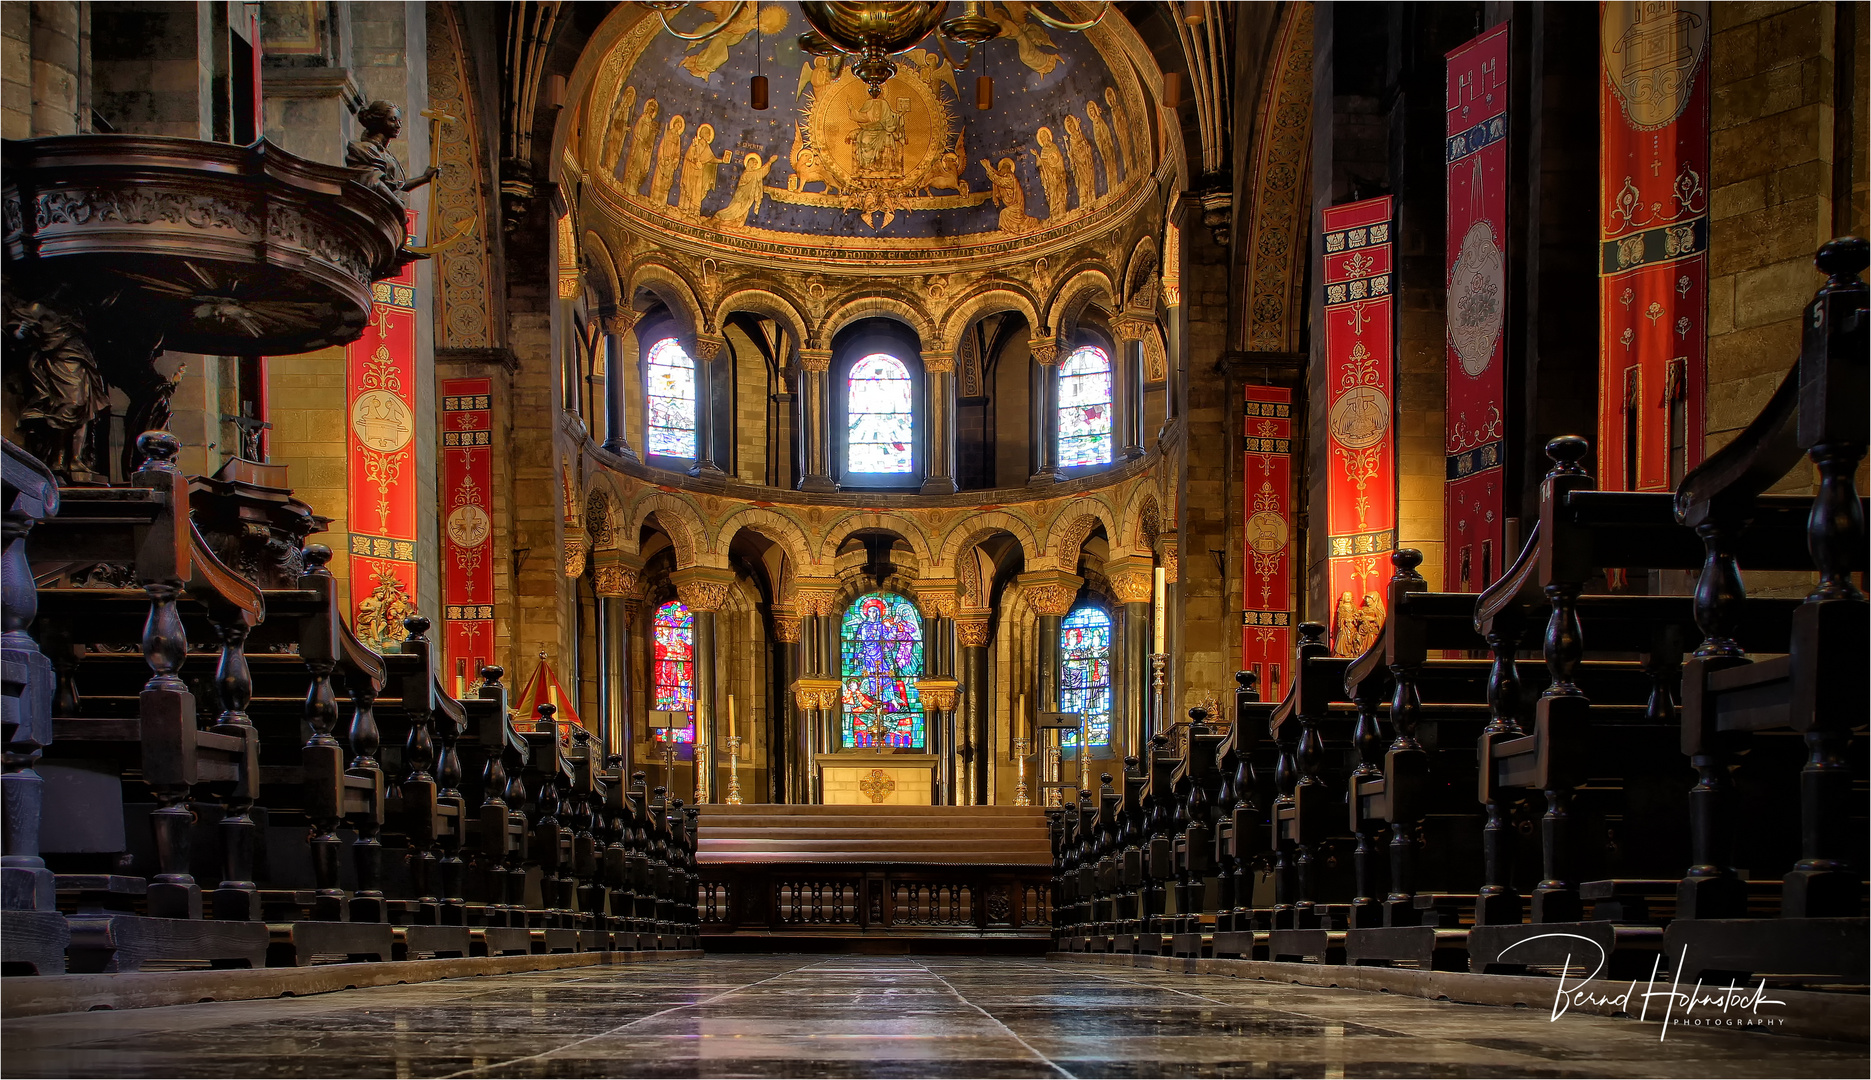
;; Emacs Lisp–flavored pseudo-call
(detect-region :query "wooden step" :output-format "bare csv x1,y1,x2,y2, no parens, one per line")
694,804,1052,867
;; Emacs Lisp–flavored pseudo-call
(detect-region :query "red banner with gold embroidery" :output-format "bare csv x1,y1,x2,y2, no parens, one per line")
442,377,494,697
1445,23,1510,592
1321,196,1396,658
1241,385,1294,702
1597,1,1710,492
347,212,420,654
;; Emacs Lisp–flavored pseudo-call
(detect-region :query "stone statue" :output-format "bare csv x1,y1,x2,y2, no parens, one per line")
1031,126,1069,220
346,100,439,202
4,291,109,483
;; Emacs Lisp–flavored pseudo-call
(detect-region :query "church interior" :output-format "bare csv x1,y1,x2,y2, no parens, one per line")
0,1,1866,1076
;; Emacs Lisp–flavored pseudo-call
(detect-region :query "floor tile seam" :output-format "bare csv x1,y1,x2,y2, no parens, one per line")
430,958,823,1079
918,966,1080,1079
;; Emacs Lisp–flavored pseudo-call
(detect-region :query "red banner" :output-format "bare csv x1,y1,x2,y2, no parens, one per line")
347,212,421,654
442,377,494,696
1597,2,1710,492
1445,24,1510,592
1241,385,1294,702
1321,196,1396,658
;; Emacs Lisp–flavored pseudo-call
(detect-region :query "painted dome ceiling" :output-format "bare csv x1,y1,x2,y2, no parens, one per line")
575,2,1161,269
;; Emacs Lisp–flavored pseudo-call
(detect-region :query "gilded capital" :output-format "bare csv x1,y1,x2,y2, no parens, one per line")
798,348,833,373
792,677,843,710
792,577,841,617
563,536,588,578
772,605,802,644
916,580,961,619
599,308,640,336
672,566,736,612
1029,335,1060,366
916,678,960,712
955,613,992,648
1113,313,1154,343
1017,570,1084,618
594,564,640,598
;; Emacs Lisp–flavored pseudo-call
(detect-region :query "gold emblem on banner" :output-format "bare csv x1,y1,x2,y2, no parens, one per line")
1602,1,1709,130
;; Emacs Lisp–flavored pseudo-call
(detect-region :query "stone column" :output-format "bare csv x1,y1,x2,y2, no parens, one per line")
600,313,640,462
921,344,958,494
594,556,641,757
917,583,959,800
674,569,734,802
688,334,728,479
1158,537,1181,735
796,348,836,492
956,610,992,805
1106,557,1154,764
1028,336,1061,485
1020,570,1082,799
792,582,840,801
1113,315,1151,461
772,606,801,803
918,680,960,804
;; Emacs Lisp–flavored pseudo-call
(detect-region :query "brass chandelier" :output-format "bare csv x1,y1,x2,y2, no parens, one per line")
642,0,1109,101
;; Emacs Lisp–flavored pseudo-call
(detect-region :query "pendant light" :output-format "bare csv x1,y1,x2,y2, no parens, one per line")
751,16,769,109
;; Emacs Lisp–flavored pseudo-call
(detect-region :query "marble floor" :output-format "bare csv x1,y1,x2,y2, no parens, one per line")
2,955,1863,1079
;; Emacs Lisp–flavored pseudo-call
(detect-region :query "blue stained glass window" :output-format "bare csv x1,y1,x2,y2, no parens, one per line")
646,338,697,458
840,591,925,748
1058,345,1113,467
1060,605,1112,747
847,353,914,474
652,600,696,743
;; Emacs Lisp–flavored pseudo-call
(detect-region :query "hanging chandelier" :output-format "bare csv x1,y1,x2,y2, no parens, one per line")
642,1,1110,101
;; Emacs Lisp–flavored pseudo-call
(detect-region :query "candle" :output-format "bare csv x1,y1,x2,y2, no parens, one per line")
728,694,736,740
1153,565,1166,654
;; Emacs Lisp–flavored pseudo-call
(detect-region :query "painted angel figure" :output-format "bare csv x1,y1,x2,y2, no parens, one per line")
713,152,780,226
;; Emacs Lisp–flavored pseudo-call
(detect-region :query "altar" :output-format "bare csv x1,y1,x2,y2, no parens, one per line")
815,753,939,805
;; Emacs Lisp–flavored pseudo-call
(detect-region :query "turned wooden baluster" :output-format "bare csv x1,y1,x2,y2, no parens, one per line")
401,616,440,920
344,669,386,923
1181,708,1212,933
208,610,261,921
133,434,203,919
503,746,531,923
472,666,512,923
1477,627,1525,926
1144,733,1171,930
300,543,347,920
2,441,59,917
1230,670,1261,930
1269,693,1301,926
1347,670,1386,929
1786,236,1868,917
435,705,466,918
1214,734,1238,934
1535,436,1591,923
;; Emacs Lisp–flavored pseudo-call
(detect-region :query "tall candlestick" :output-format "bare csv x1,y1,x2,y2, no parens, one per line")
1152,565,1166,654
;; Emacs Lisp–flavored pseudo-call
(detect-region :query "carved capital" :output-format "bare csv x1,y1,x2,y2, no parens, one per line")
792,577,841,617
922,349,955,375
1156,537,1180,585
672,566,736,611
1113,313,1154,343
772,607,803,644
916,678,960,712
594,564,640,598
916,580,961,619
599,308,640,336
1028,335,1060,366
798,348,833,373
792,677,843,710
955,612,992,648
690,334,727,363
1017,570,1084,618
563,536,588,578
1107,569,1153,605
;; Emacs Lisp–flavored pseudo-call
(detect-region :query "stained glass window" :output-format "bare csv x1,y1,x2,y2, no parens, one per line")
651,600,696,743
1060,605,1112,747
846,353,913,474
1058,344,1113,467
646,337,697,458
840,591,925,748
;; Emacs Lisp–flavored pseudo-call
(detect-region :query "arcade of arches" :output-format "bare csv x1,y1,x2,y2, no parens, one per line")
0,1,1866,1075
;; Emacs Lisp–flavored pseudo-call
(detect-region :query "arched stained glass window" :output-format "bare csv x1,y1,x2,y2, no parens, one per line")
1060,605,1112,747
1058,345,1113,467
651,600,696,743
840,591,924,748
646,338,697,458
846,353,914,474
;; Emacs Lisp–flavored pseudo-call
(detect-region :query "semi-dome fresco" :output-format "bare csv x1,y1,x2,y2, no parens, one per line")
577,1,1160,266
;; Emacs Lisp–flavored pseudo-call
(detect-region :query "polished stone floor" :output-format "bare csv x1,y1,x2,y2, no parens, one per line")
2,955,1863,1079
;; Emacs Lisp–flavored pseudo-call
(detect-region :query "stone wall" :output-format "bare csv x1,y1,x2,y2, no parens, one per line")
3,1,85,139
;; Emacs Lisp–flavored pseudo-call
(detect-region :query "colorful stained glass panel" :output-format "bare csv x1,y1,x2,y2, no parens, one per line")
1059,345,1113,467
1060,605,1112,747
839,591,925,748
646,338,697,459
652,600,696,743
847,352,913,474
